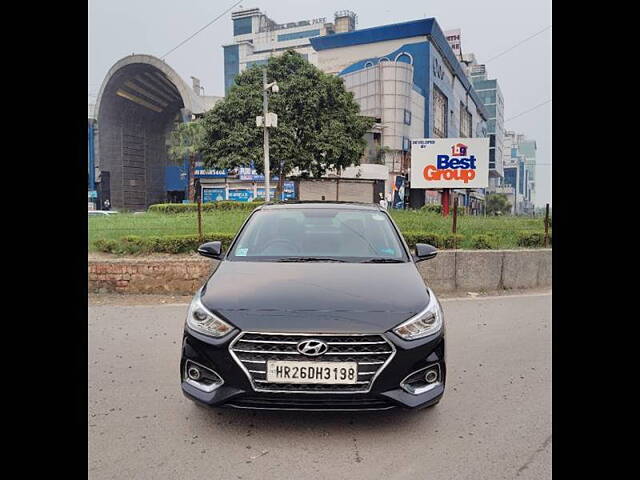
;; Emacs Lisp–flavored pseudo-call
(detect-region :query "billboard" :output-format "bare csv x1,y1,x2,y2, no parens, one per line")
444,29,462,59
410,138,489,189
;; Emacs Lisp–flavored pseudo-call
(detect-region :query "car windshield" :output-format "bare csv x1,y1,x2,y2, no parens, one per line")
228,208,408,262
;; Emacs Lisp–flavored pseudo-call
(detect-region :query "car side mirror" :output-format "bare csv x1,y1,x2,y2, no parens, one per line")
414,243,437,262
197,241,223,259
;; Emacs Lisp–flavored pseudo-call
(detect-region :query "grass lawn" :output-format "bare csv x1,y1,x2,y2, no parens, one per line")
89,209,549,251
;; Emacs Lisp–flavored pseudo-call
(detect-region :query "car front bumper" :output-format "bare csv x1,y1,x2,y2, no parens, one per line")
180,326,445,411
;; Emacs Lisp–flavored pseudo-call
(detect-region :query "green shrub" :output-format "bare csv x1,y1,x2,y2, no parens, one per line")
401,232,443,248
148,201,264,214
401,232,463,249
93,233,236,255
419,204,464,216
471,234,497,249
517,232,552,248
442,233,464,249
420,204,442,214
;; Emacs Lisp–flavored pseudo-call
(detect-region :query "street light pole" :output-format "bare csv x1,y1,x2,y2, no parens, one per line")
263,68,270,202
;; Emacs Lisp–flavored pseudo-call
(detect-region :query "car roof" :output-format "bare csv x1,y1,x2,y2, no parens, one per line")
259,201,382,211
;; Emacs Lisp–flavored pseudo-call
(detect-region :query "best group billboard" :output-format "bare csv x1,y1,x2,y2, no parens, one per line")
410,138,490,189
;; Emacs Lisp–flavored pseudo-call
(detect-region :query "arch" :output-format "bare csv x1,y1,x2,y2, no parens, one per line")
94,54,215,210
394,52,413,64
364,61,374,68
95,54,205,120
378,57,390,63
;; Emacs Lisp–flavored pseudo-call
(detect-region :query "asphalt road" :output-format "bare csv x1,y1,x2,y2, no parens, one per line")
89,292,551,480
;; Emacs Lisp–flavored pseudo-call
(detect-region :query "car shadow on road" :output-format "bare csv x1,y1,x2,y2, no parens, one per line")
187,402,441,435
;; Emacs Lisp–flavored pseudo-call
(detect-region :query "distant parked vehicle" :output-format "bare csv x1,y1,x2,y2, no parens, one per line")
88,210,119,216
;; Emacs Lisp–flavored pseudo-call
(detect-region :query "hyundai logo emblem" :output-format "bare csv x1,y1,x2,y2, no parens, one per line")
297,339,328,356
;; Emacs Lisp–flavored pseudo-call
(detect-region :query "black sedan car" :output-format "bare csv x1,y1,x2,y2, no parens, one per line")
180,202,445,411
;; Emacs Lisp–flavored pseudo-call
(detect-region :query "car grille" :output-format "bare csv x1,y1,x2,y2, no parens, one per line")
229,332,396,394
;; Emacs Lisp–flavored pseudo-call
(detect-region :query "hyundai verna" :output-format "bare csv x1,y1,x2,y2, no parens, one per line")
180,202,445,411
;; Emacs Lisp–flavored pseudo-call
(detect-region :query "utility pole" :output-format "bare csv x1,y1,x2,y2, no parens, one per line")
452,196,458,249
543,203,550,247
263,68,270,202
260,68,279,202
195,177,203,241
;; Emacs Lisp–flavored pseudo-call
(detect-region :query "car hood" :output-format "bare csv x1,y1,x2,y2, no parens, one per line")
200,261,430,333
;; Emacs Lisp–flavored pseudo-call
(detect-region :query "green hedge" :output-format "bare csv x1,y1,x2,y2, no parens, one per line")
517,232,552,248
93,230,552,255
402,232,464,249
94,234,236,255
148,201,264,214
471,234,498,249
419,204,465,216
94,231,467,255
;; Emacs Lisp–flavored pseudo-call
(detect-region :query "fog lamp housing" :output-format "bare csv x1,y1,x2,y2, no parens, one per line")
400,364,441,395
183,360,224,393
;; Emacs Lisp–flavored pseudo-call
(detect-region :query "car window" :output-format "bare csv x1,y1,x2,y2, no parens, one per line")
228,208,407,262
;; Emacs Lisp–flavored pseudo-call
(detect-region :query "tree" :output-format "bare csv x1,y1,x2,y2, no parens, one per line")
373,145,392,165
486,193,512,216
199,50,374,182
167,120,205,202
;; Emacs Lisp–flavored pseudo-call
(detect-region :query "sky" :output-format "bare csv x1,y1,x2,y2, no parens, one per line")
89,0,551,207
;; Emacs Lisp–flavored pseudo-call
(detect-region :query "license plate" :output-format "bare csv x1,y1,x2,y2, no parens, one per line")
266,361,358,384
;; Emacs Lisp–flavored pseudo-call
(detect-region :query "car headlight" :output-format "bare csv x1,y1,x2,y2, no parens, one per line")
393,288,443,340
186,292,233,337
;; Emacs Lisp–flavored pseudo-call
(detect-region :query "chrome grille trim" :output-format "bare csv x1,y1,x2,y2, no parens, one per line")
229,331,397,394
232,349,393,356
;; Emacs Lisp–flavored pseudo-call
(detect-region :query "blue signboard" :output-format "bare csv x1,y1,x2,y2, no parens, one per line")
392,175,405,209
256,187,276,199
228,189,254,202
203,188,226,203
282,181,295,200
252,174,279,182
194,162,227,178
238,166,280,182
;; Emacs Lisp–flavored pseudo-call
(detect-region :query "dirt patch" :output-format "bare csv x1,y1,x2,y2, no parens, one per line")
89,293,193,306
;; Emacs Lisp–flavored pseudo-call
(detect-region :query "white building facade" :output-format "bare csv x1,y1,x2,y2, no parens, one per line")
223,8,357,94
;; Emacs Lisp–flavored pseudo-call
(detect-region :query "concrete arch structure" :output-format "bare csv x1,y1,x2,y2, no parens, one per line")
94,54,217,210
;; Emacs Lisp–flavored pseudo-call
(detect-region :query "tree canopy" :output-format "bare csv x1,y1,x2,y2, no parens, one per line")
199,50,374,178
486,193,512,215
166,120,205,163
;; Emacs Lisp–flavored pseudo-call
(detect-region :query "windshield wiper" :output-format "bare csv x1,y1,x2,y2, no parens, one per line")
360,258,406,263
277,257,347,263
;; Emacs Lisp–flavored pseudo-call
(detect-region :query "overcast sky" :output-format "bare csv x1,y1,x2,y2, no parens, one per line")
89,0,551,207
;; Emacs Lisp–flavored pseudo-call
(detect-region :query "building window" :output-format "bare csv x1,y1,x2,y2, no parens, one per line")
477,90,496,104
432,86,448,138
402,137,410,152
364,61,374,68
459,102,472,138
404,109,411,125
277,29,321,42
223,45,240,95
233,17,252,36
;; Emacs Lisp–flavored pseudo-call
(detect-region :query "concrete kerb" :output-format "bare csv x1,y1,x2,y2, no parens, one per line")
88,249,551,295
